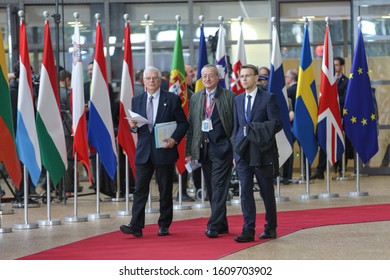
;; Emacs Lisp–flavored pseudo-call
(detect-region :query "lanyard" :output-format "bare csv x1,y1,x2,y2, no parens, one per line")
204,94,215,119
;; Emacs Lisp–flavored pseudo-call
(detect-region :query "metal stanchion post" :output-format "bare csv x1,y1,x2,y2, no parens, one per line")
104,141,125,202
174,173,192,210
88,155,110,220
298,147,307,184
64,152,88,222
117,155,131,216
192,169,210,209
298,158,318,200
145,174,159,213
0,197,13,233
275,176,289,202
319,161,339,198
13,167,39,230
37,172,61,226
349,153,368,197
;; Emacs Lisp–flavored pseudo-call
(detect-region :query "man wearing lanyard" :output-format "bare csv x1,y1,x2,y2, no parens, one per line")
186,64,235,238
233,64,282,242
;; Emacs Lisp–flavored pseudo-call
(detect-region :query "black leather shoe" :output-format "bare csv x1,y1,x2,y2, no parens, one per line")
158,227,169,236
176,193,195,202
259,229,277,239
204,229,219,238
120,224,143,237
310,172,324,180
234,230,255,243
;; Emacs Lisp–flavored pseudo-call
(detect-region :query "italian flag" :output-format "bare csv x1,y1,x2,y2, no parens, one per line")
36,19,67,186
0,29,21,187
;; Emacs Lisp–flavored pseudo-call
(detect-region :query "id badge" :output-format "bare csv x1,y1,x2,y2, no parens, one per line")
202,119,210,132
202,119,213,132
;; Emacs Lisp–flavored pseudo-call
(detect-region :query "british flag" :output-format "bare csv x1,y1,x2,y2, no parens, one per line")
317,23,344,164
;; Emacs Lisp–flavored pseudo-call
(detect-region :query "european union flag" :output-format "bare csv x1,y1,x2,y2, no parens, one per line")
342,25,378,164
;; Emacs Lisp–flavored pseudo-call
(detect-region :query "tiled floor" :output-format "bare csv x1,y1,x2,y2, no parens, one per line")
1,173,390,260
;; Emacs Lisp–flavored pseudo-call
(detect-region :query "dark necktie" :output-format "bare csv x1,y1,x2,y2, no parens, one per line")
246,95,252,124
147,95,154,132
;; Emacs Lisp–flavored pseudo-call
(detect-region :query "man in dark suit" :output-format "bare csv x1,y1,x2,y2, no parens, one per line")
120,66,188,237
186,64,235,238
233,64,282,242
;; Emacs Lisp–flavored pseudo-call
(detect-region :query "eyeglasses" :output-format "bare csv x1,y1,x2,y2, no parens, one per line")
144,76,160,81
239,74,256,79
201,74,217,80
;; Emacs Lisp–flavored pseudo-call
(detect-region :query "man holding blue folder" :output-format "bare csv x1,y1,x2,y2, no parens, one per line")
120,66,188,237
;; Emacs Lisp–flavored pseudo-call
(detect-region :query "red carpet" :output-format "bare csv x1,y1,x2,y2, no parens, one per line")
19,204,390,260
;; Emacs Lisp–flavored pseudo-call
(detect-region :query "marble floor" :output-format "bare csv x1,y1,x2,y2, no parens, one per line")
1,173,390,260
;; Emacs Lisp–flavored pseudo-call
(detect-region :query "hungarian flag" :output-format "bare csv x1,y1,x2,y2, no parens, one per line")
216,22,228,88
169,23,188,175
230,21,246,94
71,19,92,183
269,23,293,167
16,17,41,186
117,20,136,177
195,23,208,92
292,24,318,164
88,20,118,180
0,28,21,187
36,19,67,186
317,24,344,165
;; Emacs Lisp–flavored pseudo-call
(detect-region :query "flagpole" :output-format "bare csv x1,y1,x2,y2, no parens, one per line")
348,152,368,197
116,13,133,216
13,166,39,230
298,158,318,200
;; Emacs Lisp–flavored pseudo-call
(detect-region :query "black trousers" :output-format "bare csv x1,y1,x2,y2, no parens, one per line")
130,158,174,229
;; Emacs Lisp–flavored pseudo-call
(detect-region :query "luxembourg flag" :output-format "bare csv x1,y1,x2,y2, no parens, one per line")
216,20,228,88
88,19,117,180
16,17,41,186
317,23,344,164
230,20,246,94
71,18,92,183
36,18,67,186
117,19,136,177
269,23,293,167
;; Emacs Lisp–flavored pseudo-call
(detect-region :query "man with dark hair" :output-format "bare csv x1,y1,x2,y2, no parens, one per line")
234,64,282,242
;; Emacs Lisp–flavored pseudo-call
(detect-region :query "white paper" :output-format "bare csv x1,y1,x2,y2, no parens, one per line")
185,160,201,173
127,109,152,127
154,121,177,148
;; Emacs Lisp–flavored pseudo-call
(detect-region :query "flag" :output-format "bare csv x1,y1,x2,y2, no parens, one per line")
195,23,209,92
0,28,21,187
215,23,228,88
342,25,378,164
16,18,41,186
71,19,92,183
169,23,188,175
269,23,293,167
145,19,153,68
317,24,344,165
117,20,136,178
88,20,118,180
292,24,318,164
230,22,246,94
36,19,67,186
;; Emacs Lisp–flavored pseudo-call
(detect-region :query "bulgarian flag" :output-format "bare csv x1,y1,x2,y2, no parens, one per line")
0,27,21,187
169,23,188,175
36,18,67,186
117,19,136,177
71,18,92,183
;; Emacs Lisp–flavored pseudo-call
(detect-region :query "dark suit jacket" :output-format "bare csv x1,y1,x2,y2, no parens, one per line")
287,82,297,111
337,74,349,110
132,89,188,165
234,88,282,176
